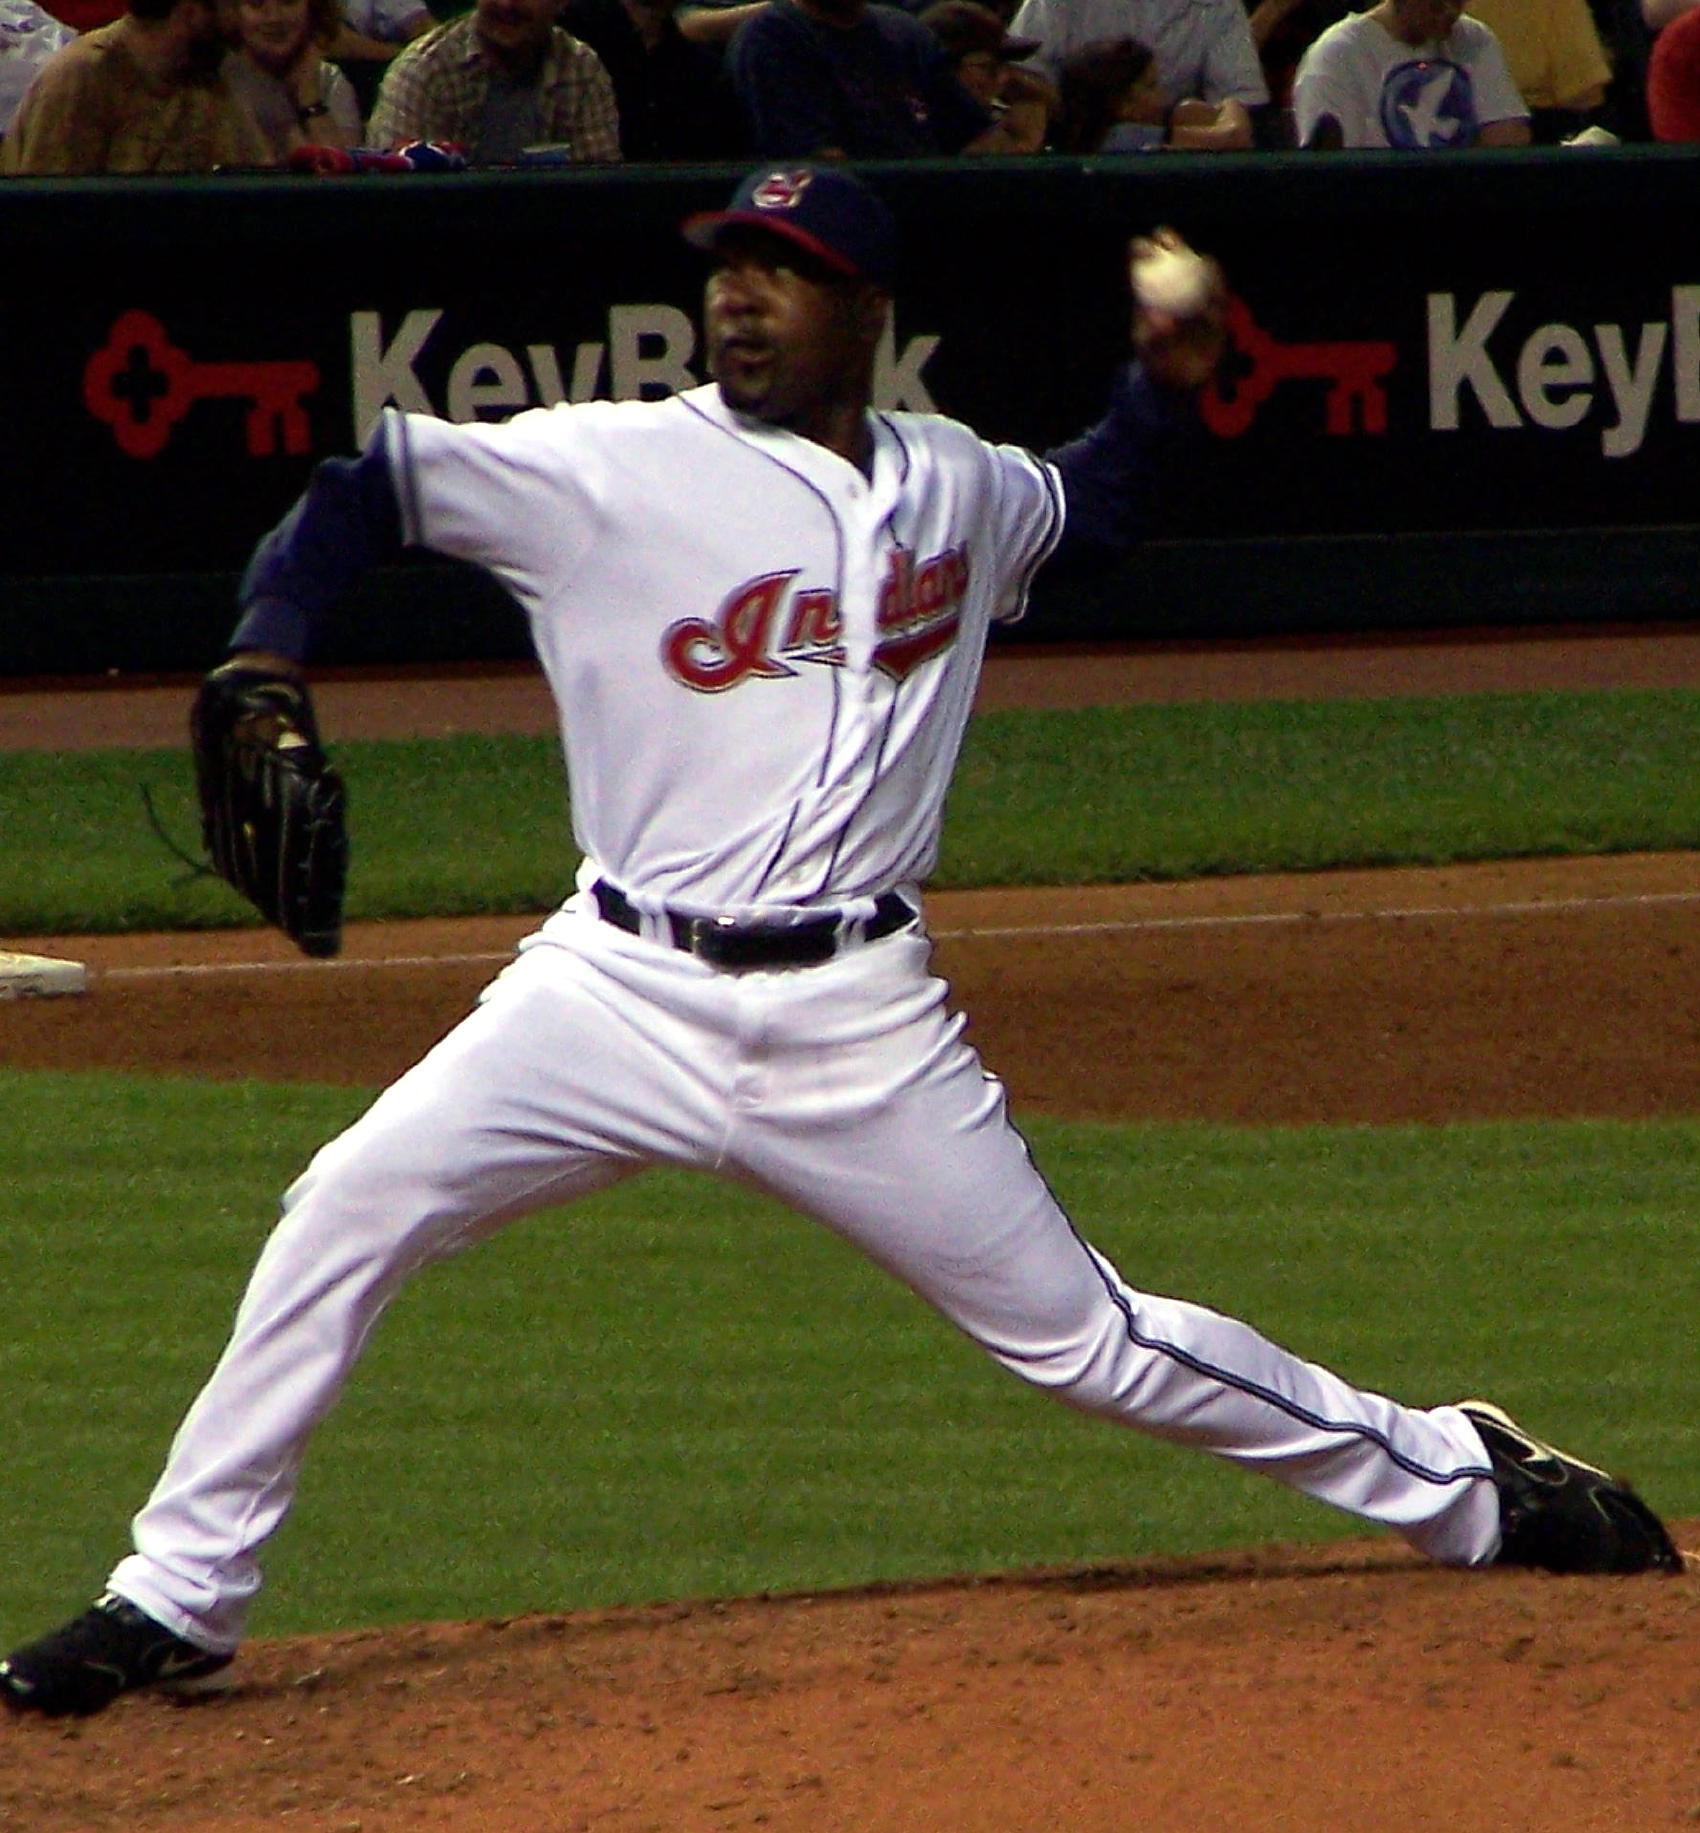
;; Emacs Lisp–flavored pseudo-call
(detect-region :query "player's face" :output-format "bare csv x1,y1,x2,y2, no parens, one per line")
705,230,888,445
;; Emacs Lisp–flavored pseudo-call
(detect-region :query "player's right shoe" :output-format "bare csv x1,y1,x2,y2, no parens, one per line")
0,1593,232,1718
1459,1400,1684,1575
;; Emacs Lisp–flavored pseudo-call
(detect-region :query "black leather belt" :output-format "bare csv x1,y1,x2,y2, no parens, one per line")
593,879,915,972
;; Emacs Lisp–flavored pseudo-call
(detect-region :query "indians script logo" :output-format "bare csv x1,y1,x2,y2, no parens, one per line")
663,546,971,693
1202,296,1397,437
84,311,321,459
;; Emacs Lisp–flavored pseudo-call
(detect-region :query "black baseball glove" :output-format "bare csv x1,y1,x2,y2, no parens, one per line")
189,661,348,958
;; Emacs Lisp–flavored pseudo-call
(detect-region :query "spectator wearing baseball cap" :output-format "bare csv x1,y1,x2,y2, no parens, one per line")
920,0,1044,96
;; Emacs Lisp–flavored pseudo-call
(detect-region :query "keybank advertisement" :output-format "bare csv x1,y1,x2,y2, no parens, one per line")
71,287,1700,462
5,157,1700,580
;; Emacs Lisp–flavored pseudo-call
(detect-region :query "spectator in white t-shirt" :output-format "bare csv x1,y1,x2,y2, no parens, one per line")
0,0,75,134
1293,0,1531,143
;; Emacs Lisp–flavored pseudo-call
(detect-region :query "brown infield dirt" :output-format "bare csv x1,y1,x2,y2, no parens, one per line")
4,631,1700,1833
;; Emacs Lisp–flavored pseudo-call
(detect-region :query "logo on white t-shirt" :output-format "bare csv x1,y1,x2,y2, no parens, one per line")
1380,58,1477,147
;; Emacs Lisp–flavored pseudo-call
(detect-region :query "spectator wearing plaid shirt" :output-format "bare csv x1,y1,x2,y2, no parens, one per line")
367,0,620,160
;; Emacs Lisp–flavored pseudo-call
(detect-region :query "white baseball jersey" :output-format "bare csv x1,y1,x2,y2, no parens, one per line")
107,377,1503,1656
387,383,1063,917
1293,11,1527,147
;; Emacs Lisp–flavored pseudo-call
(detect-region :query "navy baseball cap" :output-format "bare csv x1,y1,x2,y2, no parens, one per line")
683,165,898,291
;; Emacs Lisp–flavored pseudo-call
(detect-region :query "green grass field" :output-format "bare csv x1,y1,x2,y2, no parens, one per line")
5,686,1700,932
5,1069,1696,1642
2,687,1697,1644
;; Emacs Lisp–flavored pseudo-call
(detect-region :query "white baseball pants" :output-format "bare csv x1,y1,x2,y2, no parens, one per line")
111,903,1499,1652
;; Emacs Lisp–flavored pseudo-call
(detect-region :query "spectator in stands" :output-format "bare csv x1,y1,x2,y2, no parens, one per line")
1,0,268,170
1293,0,1531,143
1597,0,1672,138
31,0,118,32
1047,28,1258,141
919,0,1049,110
223,0,362,158
1465,0,1610,137
334,0,427,57
1648,0,1700,129
1,0,74,137
560,0,744,155
367,0,620,157
1008,0,1264,146
726,0,1047,154
1048,31,1162,142
1246,0,1348,127
326,0,429,119
1044,31,1240,142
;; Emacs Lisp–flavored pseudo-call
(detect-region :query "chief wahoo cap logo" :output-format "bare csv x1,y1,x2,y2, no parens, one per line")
751,169,814,212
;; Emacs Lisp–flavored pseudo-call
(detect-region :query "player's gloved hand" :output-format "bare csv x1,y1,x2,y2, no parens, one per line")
189,656,348,958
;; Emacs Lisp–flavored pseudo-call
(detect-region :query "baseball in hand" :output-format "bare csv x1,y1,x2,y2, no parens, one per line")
1132,241,1214,319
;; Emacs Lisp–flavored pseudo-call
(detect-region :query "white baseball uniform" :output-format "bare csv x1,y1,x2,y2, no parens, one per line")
109,382,1498,1653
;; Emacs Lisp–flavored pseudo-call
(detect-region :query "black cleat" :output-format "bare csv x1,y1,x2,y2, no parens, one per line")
1460,1400,1684,1576
0,1594,232,1718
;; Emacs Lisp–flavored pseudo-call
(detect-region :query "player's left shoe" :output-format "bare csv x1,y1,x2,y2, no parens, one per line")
0,1593,232,1717
1459,1399,1684,1575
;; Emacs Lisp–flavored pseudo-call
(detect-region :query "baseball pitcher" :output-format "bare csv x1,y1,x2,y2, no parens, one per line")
2,163,1679,1718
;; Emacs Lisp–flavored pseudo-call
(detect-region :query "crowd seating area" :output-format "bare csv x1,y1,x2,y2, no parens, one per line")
2,0,1698,173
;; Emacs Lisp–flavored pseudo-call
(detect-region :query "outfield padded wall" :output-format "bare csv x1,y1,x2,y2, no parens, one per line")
2,151,1698,672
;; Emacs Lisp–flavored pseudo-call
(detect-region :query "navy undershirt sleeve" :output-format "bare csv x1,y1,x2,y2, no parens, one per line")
228,427,406,662
1041,361,1190,573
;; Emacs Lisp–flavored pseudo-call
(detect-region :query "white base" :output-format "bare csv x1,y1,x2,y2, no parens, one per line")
0,951,89,998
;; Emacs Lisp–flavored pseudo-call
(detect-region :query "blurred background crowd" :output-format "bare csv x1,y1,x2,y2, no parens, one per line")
1,0,1698,177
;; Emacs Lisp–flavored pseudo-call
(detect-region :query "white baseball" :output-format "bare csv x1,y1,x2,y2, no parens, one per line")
1133,244,1213,319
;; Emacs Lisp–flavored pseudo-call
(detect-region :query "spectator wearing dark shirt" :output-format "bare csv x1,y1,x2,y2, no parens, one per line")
726,0,1041,153
562,0,745,154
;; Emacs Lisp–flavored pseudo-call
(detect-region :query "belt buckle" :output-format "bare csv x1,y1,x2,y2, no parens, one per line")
680,911,777,973
680,912,739,958
679,911,840,973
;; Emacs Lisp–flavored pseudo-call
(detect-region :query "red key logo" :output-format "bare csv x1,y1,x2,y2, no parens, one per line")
1202,296,1397,438
84,310,321,459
